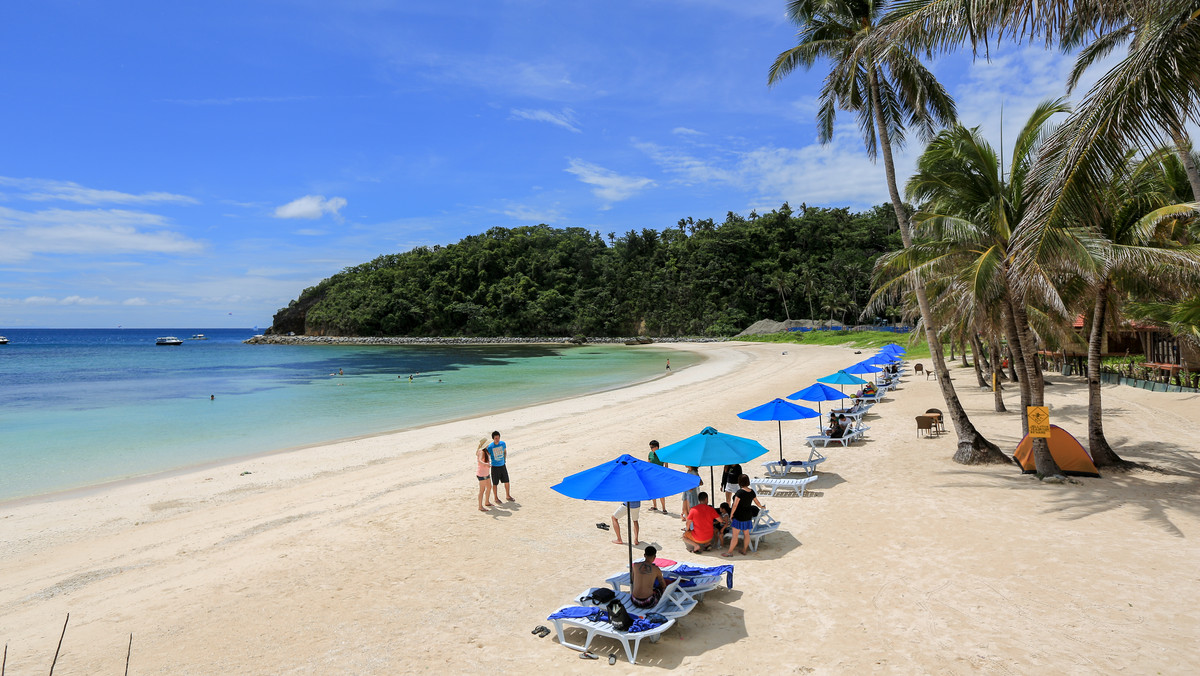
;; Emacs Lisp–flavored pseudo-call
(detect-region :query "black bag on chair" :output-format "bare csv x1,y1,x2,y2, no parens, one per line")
606,599,633,630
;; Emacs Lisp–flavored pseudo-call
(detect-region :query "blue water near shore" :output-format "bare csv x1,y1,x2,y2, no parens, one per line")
0,329,693,501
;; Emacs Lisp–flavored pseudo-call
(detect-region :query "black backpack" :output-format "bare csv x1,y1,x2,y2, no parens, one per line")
606,599,633,630
579,587,615,605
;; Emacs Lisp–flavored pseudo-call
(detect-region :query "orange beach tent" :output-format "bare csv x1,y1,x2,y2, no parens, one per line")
1013,425,1100,477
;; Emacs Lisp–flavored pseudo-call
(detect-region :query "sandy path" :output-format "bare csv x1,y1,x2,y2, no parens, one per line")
1,341,1197,674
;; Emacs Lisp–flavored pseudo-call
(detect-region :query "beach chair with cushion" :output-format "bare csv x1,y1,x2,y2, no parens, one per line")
750,474,817,497
547,606,676,664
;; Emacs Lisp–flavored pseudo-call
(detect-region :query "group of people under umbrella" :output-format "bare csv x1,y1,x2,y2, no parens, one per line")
551,343,908,590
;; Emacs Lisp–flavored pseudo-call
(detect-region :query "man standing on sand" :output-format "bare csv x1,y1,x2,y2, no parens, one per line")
487,430,514,502
646,440,669,514
611,500,640,546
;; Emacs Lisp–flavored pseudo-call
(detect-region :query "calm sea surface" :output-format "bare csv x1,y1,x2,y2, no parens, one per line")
0,329,695,501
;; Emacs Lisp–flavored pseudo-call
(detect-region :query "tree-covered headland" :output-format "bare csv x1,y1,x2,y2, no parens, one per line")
269,203,902,338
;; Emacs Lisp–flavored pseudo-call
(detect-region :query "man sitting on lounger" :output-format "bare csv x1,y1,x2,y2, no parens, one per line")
682,492,720,553
631,545,667,609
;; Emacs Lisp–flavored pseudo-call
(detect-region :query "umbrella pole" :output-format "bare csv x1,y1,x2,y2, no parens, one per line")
709,467,715,503
626,501,634,582
777,420,783,462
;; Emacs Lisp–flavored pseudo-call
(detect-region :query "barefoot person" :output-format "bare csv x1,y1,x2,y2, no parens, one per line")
611,501,640,545
646,440,669,513
680,466,701,523
475,438,493,512
486,431,514,502
682,492,720,553
724,474,764,557
630,546,666,609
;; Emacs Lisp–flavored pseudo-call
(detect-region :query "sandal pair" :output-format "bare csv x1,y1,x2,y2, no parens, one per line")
531,625,550,638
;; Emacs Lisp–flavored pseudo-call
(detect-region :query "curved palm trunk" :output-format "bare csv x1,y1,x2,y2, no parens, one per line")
1003,302,1030,436
970,333,988,388
1170,126,1200,200
1087,281,1124,466
868,67,1006,465
990,338,1007,412
1009,290,1061,476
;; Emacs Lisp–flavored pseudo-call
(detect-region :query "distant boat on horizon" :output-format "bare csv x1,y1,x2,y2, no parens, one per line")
155,336,183,346
188,334,208,340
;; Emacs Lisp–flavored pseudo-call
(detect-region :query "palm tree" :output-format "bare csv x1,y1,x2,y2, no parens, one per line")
871,99,1074,468
768,0,1006,463
1064,150,1200,466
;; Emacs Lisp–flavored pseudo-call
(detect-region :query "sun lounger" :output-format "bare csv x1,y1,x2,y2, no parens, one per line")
750,474,817,497
762,450,826,476
723,509,781,552
605,569,724,602
547,606,675,663
806,430,856,448
578,579,696,619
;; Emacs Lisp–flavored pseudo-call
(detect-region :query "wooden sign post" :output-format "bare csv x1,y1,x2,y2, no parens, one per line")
1027,406,1051,438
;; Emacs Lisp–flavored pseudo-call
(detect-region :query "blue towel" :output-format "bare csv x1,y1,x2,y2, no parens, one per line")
670,564,734,589
547,606,604,621
627,615,667,633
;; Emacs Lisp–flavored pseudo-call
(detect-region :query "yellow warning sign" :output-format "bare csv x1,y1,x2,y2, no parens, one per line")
1027,406,1051,437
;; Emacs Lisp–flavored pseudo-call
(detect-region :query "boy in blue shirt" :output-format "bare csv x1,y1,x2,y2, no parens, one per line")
487,430,514,502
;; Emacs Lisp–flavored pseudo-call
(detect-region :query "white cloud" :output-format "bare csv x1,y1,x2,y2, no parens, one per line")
61,295,108,305
564,159,655,207
0,176,198,206
510,108,581,133
273,195,348,220
294,228,327,236
672,127,704,136
123,297,148,306
23,296,59,305
501,202,562,224
0,206,206,263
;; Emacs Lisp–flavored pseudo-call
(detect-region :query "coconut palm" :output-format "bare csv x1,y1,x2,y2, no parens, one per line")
1063,150,1200,466
768,0,1007,463
870,99,1074,470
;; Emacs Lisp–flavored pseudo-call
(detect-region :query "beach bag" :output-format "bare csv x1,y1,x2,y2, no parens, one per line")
606,599,633,630
748,505,760,519
580,587,615,605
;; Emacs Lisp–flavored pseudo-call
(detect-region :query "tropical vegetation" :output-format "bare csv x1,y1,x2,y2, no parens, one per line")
269,204,903,338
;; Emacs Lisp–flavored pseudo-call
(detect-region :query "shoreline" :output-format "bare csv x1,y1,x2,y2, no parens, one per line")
244,334,725,345
2,341,1198,673
0,343,707,509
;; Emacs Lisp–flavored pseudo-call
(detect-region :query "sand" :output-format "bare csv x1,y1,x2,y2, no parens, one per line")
1,341,1198,674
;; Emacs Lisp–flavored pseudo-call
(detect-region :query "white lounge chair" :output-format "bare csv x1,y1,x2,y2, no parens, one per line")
724,509,782,552
762,450,826,477
605,568,724,603
806,429,856,448
750,474,817,497
578,579,696,619
547,607,675,663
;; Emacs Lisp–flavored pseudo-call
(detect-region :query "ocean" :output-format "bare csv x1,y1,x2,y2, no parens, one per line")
0,329,694,501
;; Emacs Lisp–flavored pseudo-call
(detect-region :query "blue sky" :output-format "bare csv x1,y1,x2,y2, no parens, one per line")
1,1,1124,328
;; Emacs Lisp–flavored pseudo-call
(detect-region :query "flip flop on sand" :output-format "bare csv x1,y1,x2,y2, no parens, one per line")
608,654,617,665
507,497,516,502
596,523,610,530
580,652,599,660
478,507,488,512
532,625,548,635
538,626,551,638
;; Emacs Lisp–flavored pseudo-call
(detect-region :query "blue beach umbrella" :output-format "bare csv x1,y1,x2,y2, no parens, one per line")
881,344,907,355
863,353,898,366
843,361,881,375
656,426,772,498
818,370,868,387
552,454,700,580
786,382,849,416
737,398,820,462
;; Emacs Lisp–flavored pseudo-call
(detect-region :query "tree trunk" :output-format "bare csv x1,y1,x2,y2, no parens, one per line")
970,333,989,388
960,342,969,368
1087,282,1124,466
949,341,956,361
1003,301,1031,436
1009,291,1061,476
990,338,1007,412
868,67,1006,465
1170,125,1200,200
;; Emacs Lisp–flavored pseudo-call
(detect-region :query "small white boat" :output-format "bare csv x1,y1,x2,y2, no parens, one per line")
0,336,8,344
188,334,208,340
156,336,183,346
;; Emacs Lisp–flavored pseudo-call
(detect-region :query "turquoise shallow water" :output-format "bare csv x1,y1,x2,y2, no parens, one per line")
0,329,695,501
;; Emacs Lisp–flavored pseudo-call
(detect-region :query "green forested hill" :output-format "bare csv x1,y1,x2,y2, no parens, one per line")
269,203,902,337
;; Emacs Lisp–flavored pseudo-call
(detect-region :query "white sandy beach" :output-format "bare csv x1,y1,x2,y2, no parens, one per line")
2,341,1198,674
